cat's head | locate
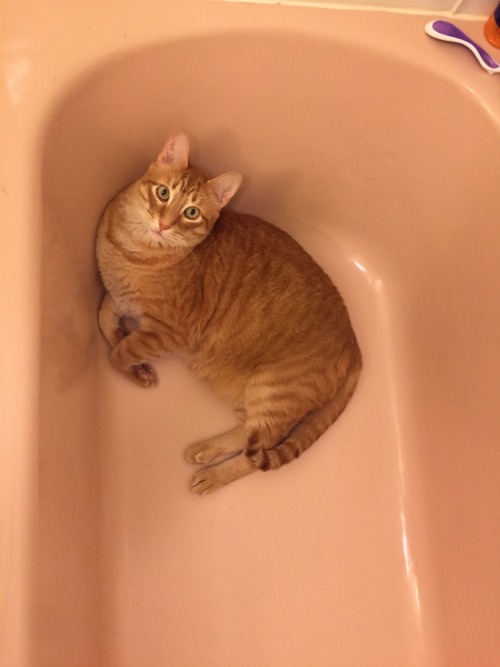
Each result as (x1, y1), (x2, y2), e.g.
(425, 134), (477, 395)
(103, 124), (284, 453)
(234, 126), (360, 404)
(125, 131), (242, 250)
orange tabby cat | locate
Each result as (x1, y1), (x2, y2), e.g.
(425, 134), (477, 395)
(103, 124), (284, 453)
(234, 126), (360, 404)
(96, 131), (362, 494)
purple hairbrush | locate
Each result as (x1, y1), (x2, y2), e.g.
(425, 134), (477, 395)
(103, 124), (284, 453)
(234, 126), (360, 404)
(425, 20), (500, 74)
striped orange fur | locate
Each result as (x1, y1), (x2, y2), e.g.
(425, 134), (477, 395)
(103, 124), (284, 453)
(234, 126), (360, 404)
(96, 131), (362, 494)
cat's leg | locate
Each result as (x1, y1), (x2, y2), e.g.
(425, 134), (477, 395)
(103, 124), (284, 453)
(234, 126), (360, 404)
(185, 424), (247, 464)
(110, 318), (166, 388)
(190, 452), (257, 495)
(189, 413), (295, 492)
(98, 293), (127, 348)
(242, 376), (313, 471)
(189, 407), (299, 493)
(190, 385), (310, 493)
(99, 294), (156, 386)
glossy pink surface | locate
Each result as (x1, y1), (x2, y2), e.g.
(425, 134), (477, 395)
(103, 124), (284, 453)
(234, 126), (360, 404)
(1, 2), (499, 666)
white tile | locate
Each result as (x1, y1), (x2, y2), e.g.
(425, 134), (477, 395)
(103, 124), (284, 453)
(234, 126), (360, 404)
(455, 0), (494, 16)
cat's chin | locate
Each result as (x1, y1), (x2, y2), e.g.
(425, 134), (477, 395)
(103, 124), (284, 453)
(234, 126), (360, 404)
(146, 229), (170, 247)
(146, 230), (189, 251)
(148, 237), (170, 249)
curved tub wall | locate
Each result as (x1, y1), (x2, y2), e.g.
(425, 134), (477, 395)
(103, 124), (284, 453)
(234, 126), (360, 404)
(2, 2), (499, 667)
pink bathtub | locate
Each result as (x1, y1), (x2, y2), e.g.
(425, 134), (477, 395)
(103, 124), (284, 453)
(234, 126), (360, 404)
(2, 1), (499, 665)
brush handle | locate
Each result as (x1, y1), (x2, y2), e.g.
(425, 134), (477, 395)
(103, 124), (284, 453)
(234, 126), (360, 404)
(425, 20), (500, 74)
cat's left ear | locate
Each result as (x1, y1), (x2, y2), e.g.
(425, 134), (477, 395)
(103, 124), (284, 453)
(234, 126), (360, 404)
(157, 131), (190, 168)
(206, 171), (243, 210)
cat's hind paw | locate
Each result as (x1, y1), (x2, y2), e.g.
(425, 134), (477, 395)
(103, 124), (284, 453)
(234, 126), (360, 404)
(185, 440), (234, 465)
(185, 426), (246, 465)
(191, 466), (223, 495)
(190, 453), (257, 495)
(185, 442), (215, 464)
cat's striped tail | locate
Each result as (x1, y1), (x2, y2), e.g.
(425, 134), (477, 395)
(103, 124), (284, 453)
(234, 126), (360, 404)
(245, 359), (361, 472)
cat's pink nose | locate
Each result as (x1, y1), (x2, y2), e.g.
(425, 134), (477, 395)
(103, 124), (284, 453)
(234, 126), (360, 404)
(159, 219), (174, 231)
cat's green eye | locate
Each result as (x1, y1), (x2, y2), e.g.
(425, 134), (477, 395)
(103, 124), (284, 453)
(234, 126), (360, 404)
(184, 206), (200, 220)
(156, 185), (170, 202)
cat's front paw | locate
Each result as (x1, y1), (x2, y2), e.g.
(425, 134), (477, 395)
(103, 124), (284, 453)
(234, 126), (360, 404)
(130, 362), (159, 388)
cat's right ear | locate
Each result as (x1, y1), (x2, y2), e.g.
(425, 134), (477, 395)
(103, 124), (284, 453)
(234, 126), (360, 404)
(206, 171), (243, 210)
(157, 131), (190, 168)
